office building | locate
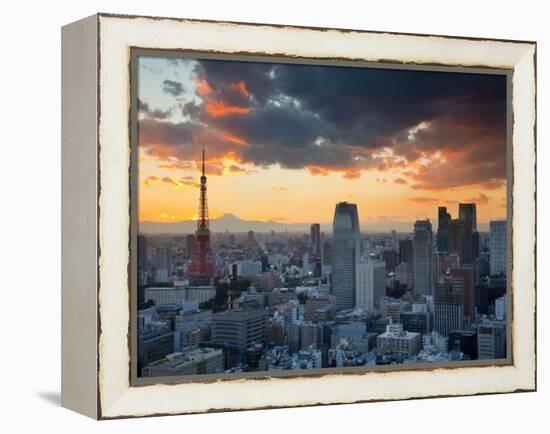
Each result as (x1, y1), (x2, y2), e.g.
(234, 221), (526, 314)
(401, 310), (432, 334)
(395, 262), (413, 289)
(174, 309), (212, 348)
(413, 219), (433, 297)
(137, 234), (148, 268)
(432, 251), (448, 285)
(142, 348), (224, 377)
(477, 321), (506, 359)
(399, 239), (414, 264)
(459, 203), (477, 232)
(310, 223), (321, 256)
(434, 279), (464, 337)
(304, 296), (336, 321)
(495, 295), (506, 321)
(490, 220), (507, 276)
(287, 322), (302, 353)
(379, 297), (411, 323)
(356, 259), (386, 313)
(381, 250), (399, 272)
(331, 202), (361, 310)
(449, 330), (478, 360)
(322, 239), (332, 266)
(211, 310), (267, 350)
(437, 206), (451, 252)
(300, 322), (322, 350)
(449, 266), (476, 322)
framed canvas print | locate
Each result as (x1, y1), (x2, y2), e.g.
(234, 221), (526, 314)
(61, 13), (536, 419)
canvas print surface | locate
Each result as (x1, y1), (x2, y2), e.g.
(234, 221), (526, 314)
(134, 54), (509, 379)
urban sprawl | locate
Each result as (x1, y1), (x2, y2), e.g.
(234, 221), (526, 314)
(137, 152), (507, 378)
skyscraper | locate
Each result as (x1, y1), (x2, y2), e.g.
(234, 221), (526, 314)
(443, 203), (479, 265)
(434, 278), (464, 337)
(449, 266), (476, 323)
(437, 206), (451, 252)
(489, 220), (507, 276)
(399, 239), (413, 264)
(459, 203), (477, 232)
(331, 202), (361, 310)
(356, 259), (386, 314)
(310, 223), (321, 257)
(413, 219), (433, 297)
(137, 234), (148, 269)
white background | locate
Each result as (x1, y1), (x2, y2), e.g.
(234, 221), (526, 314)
(0, 0), (546, 432)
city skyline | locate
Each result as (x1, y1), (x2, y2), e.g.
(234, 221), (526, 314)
(135, 56), (508, 379)
(137, 56), (507, 228)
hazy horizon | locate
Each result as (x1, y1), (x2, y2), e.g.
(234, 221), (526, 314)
(137, 56), (507, 228)
(138, 211), (498, 235)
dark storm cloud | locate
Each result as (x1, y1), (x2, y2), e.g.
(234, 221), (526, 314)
(162, 79), (184, 97)
(137, 98), (172, 120)
(139, 58), (507, 189)
(197, 60), (275, 106)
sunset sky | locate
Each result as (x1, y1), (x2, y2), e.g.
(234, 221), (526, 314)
(137, 55), (507, 231)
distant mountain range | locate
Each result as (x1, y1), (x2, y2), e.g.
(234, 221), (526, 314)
(139, 213), (492, 234)
(139, 213), (332, 234)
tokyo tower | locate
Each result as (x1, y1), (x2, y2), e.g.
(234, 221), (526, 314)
(187, 146), (217, 284)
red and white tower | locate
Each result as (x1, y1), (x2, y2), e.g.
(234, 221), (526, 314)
(187, 146), (217, 284)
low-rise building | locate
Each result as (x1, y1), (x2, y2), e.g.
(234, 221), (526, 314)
(377, 323), (421, 357)
(477, 321), (506, 359)
(142, 347), (224, 377)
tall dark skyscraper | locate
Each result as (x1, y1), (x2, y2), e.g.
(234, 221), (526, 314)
(449, 267), (476, 323)
(331, 202), (361, 311)
(322, 239), (332, 266)
(137, 234), (148, 268)
(399, 239), (414, 264)
(447, 203), (479, 265)
(437, 206), (451, 252)
(310, 223), (321, 257)
(413, 219), (433, 297)
(459, 203), (477, 232)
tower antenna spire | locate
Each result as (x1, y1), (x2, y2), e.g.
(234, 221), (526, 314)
(202, 145), (205, 176)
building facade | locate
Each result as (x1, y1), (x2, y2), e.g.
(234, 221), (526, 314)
(413, 219), (433, 297)
(377, 323), (421, 357)
(331, 202), (361, 310)
(211, 310), (267, 350)
(356, 259), (386, 313)
(490, 220), (507, 276)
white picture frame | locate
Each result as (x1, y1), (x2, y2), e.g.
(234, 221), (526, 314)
(61, 13), (536, 419)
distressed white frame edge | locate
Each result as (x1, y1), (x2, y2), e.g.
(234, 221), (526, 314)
(96, 14), (536, 419)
